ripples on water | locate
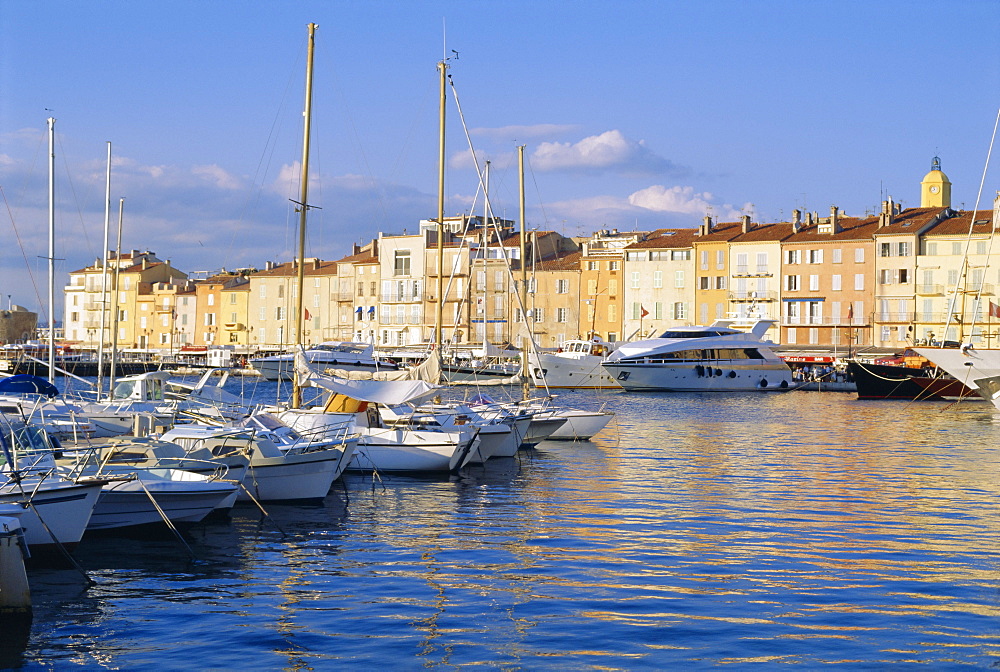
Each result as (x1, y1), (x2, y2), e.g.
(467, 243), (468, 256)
(6, 388), (1000, 669)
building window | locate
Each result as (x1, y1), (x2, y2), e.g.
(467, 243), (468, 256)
(357, 282), (364, 297)
(808, 250), (823, 264)
(880, 242), (892, 257)
(786, 275), (800, 291)
(555, 279), (569, 294)
(855, 249), (865, 263)
(714, 276), (726, 290)
(809, 275), (819, 291)
(700, 250), (708, 270)
(699, 276), (710, 290)
(631, 271), (640, 289)
(394, 250), (411, 276)
(587, 261), (598, 271)
(204, 313), (216, 326)
(672, 302), (685, 320)
(832, 275), (842, 291)
(898, 242), (911, 257)
(654, 270), (663, 288)
(557, 307), (568, 323)
(674, 270), (684, 288)
(716, 250), (725, 270)
(786, 250), (801, 264)
(854, 274), (864, 291)
(832, 249), (842, 263)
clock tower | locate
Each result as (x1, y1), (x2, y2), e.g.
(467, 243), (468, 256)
(920, 156), (951, 208)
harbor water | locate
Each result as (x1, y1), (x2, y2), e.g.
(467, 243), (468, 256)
(5, 385), (1000, 669)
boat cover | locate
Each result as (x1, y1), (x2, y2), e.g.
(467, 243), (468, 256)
(0, 374), (59, 397)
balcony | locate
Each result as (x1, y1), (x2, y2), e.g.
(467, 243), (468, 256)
(728, 290), (778, 302)
(224, 323), (245, 332)
(915, 284), (944, 295)
(732, 266), (772, 277)
(381, 315), (423, 326)
(782, 316), (866, 327)
(380, 291), (422, 303)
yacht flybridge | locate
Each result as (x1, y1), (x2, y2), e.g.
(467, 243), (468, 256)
(601, 319), (792, 392)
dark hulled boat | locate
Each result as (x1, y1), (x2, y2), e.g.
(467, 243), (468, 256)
(846, 359), (976, 400)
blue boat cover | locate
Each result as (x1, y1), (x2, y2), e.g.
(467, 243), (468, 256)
(0, 374), (59, 397)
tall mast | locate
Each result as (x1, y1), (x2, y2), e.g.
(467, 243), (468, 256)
(109, 198), (124, 396)
(434, 59), (448, 352)
(292, 22), (317, 410)
(98, 141), (112, 394)
(518, 145), (530, 398)
(46, 117), (56, 383)
(482, 161), (490, 356)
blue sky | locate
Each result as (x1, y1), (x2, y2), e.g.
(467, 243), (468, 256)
(2, 0), (999, 322)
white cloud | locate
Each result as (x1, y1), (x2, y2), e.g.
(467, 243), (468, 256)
(191, 164), (242, 191)
(628, 185), (743, 220)
(531, 130), (684, 176)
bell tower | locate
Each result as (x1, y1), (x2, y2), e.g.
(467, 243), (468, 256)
(920, 156), (951, 208)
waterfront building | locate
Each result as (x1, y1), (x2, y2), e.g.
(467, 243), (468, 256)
(913, 207), (998, 346)
(727, 215), (795, 341)
(525, 250), (582, 350)
(871, 206), (954, 349)
(0, 306), (37, 344)
(247, 258), (339, 350)
(220, 275), (252, 347)
(622, 229), (697, 340)
(780, 207), (878, 349)
(579, 229), (648, 342)
(333, 242), (378, 343)
(63, 250), (186, 348)
(692, 217), (743, 326)
(378, 232), (426, 348)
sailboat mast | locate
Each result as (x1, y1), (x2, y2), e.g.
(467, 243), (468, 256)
(292, 21), (317, 410)
(98, 141), (112, 394)
(46, 117), (56, 383)
(434, 59), (448, 351)
(109, 198), (124, 395)
(518, 145), (530, 395)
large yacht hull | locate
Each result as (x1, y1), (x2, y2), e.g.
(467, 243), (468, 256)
(527, 351), (620, 389)
(602, 361), (793, 392)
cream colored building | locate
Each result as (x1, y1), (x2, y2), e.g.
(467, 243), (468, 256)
(622, 229), (697, 339)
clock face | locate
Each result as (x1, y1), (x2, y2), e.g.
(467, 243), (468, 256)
(930, 186), (940, 194)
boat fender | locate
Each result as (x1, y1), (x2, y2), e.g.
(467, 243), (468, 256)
(728, 371), (736, 378)
(759, 378), (769, 388)
(695, 365), (704, 377)
(715, 369), (722, 377)
(780, 380), (788, 389)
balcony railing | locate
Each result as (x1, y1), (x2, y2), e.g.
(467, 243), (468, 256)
(782, 317), (866, 326)
(728, 290), (778, 301)
(380, 315), (423, 325)
(380, 292), (422, 303)
(732, 266), (772, 277)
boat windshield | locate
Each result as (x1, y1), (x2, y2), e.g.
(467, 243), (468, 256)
(656, 329), (737, 339)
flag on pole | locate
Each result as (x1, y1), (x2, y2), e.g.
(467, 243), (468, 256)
(304, 308), (312, 321)
(640, 305), (650, 318)
(847, 303), (854, 322)
(990, 301), (1000, 319)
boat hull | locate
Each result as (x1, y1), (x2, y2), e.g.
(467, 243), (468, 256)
(0, 480), (104, 552)
(528, 351), (620, 389)
(602, 361), (792, 392)
(846, 360), (975, 400)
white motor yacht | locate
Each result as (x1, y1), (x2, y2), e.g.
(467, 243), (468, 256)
(601, 319), (793, 392)
(250, 342), (398, 381)
(526, 337), (621, 389)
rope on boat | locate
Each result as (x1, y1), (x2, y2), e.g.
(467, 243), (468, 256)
(135, 475), (197, 561)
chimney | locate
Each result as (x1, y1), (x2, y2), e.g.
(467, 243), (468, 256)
(792, 209), (801, 233)
(699, 215), (713, 236)
(265, 261), (274, 271)
(830, 206), (841, 234)
(993, 192), (1000, 232)
(741, 215), (751, 233)
(806, 212), (814, 226)
(141, 258), (148, 270)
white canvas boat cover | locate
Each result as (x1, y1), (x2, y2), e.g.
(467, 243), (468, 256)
(295, 351), (440, 405)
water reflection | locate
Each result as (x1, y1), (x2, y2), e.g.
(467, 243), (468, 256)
(14, 390), (1000, 667)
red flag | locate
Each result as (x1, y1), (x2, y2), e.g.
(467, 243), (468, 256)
(990, 301), (1000, 319)
(640, 305), (649, 318)
(847, 304), (854, 321)
(304, 308), (312, 320)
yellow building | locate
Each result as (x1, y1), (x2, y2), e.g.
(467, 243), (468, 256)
(692, 217), (743, 325)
